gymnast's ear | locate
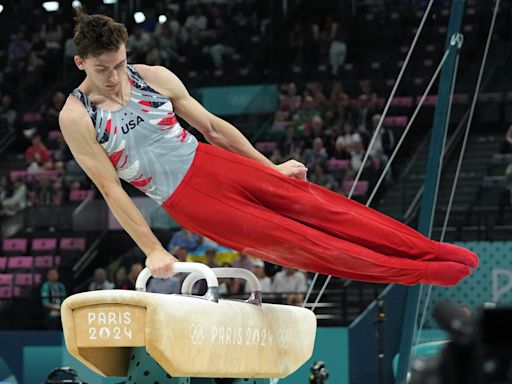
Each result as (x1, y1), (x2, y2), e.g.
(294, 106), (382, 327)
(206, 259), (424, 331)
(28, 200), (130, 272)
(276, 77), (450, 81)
(74, 55), (86, 71)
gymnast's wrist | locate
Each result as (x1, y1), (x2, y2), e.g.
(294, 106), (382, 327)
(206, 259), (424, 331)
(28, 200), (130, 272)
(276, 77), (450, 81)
(145, 243), (166, 257)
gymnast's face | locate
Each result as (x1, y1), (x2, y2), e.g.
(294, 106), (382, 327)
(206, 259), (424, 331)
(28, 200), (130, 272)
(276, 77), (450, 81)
(74, 45), (128, 94)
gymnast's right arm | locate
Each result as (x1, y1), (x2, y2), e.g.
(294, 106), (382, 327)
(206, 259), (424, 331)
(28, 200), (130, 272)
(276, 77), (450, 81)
(58, 97), (176, 279)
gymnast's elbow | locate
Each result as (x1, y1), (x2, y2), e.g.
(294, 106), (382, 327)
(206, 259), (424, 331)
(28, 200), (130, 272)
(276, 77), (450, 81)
(203, 121), (224, 146)
(96, 178), (123, 201)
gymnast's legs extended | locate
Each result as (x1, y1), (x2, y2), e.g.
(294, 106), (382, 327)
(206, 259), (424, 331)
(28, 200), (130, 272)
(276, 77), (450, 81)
(163, 143), (478, 286)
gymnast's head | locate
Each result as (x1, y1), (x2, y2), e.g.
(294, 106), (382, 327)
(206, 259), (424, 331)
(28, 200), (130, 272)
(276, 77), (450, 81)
(72, 7), (129, 92)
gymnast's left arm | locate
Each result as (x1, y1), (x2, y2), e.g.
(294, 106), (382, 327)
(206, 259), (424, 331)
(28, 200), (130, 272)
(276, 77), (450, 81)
(137, 64), (307, 180)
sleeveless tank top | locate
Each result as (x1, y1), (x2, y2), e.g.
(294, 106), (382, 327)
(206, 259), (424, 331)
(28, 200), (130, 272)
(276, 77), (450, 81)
(71, 65), (198, 204)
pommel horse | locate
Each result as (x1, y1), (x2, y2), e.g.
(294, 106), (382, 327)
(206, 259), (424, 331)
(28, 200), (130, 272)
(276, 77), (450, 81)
(61, 262), (317, 383)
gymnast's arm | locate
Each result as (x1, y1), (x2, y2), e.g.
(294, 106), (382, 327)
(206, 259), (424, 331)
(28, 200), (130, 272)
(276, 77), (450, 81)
(136, 64), (307, 180)
(58, 97), (176, 279)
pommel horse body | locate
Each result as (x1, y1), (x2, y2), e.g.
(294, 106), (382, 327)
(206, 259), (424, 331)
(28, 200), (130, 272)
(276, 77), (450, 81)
(61, 263), (317, 383)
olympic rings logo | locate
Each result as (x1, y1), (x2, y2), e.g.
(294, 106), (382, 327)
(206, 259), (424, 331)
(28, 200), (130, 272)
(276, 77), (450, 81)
(277, 329), (292, 348)
(189, 322), (208, 345)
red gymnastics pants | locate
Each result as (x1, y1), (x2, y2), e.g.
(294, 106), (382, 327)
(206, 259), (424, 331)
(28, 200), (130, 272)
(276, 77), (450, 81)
(162, 143), (478, 286)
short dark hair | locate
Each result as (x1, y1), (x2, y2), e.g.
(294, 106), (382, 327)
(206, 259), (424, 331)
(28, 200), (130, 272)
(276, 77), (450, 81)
(73, 7), (128, 58)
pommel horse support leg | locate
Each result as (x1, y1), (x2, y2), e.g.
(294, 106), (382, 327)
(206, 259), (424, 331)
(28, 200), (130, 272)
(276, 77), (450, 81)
(61, 262), (317, 383)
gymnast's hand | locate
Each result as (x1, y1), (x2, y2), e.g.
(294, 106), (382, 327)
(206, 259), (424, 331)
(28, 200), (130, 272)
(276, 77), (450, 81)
(146, 247), (178, 279)
(276, 159), (308, 180)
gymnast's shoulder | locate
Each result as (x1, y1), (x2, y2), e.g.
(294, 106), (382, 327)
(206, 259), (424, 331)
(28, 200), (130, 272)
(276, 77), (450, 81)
(58, 95), (92, 134)
(132, 64), (188, 100)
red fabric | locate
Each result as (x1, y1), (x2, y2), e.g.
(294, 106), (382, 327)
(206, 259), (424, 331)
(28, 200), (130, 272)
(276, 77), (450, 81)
(163, 143), (478, 286)
(25, 146), (50, 164)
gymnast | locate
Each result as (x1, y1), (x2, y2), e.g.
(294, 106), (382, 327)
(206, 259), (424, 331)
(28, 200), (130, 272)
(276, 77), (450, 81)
(58, 9), (478, 287)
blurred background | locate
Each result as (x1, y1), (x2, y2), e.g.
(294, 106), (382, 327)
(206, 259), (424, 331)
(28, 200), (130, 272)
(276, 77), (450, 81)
(0, 0), (511, 383)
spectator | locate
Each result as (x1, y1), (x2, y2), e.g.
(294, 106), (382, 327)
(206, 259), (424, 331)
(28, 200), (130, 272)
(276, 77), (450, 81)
(0, 176), (8, 202)
(51, 180), (63, 206)
(0, 94), (16, 135)
(335, 120), (362, 156)
(368, 114), (389, 166)
(245, 259), (272, 293)
(329, 81), (345, 107)
(0, 178), (27, 216)
(309, 162), (338, 191)
(50, 132), (72, 163)
(184, 7), (208, 33)
(154, 17), (182, 65)
(127, 262), (144, 290)
(25, 134), (51, 170)
(204, 247), (220, 268)
(114, 266), (130, 290)
(230, 252), (254, 293)
(155, 10), (186, 45)
(147, 274), (181, 294)
(33, 174), (53, 206)
(354, 94), (375, 137)
(206, 18), (235, 70)
(350, 139), (368, 173)
(280, 125), (300, 159)
(7, 31), (31, 63)
(329, 22), (347, 76)
(88, 268), (115, 291)
(40, 14), (63, 51)
(173, 246), (189, 262)
(272, 267), (307, 306)
(128, 28), (151, 62)
(500, 125), (512, 154)
(310, 116), (325, 138)
(279, 83), (301, 112)
(40, 268), (66, 330)
(302, 137), (328, 170)
(145, 39), (164, 66)
(193, 246), (221, 295)
(232, 252), (254, 271)
(40, 91), (65, 138)
(271, 110), (291, 135)
(309, 83), (330, 110)
(167, 228), (203, 252)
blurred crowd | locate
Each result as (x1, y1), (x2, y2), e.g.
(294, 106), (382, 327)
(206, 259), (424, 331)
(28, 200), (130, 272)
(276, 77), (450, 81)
(86, 228), (310, 308)
(270, 80), (394, 197)
(0, 96), (89, 220)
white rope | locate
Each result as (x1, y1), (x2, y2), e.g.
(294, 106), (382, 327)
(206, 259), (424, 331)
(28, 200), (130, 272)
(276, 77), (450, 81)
(303, 0), (436, 311)
(303, 272), (318, 306)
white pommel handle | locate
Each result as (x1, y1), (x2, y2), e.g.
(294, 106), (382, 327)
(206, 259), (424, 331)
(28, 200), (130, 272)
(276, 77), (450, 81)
(181, 267), (262, 306)
(135, 262), (220, 302)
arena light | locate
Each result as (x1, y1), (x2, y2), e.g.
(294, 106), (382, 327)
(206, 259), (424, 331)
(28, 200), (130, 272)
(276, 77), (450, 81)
(158, 15), (167, 24)
(72, 0), (82, 8)
(42, 1), (59, 12)
(133, 11), (145, 24)
(103, 0), (117, 4)
(0, 4), (4, 13)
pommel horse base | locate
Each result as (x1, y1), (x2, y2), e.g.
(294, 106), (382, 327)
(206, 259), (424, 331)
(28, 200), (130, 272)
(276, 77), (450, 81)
(61, 263), (317, 383)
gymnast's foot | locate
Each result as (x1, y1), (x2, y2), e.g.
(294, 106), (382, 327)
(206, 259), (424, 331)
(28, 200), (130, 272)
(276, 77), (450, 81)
(423, 261), (472, 286)
(435, 241), (479, 269)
